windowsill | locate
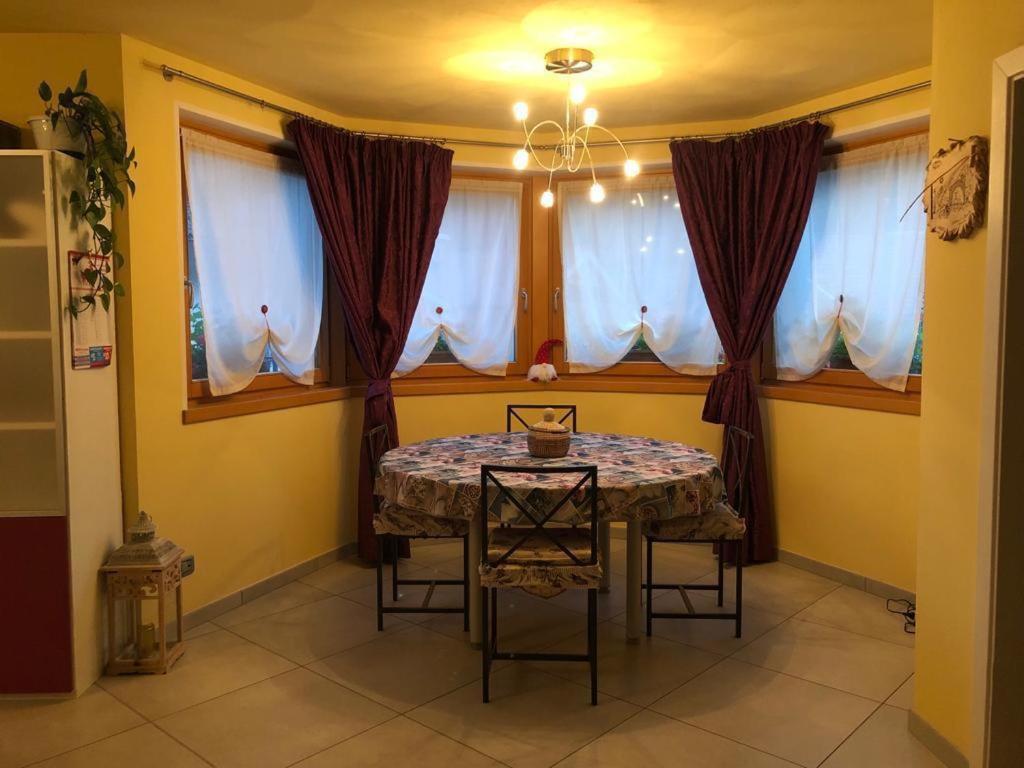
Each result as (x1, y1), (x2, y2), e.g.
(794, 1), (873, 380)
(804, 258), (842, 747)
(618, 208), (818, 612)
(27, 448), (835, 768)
(759, 378), (921, 415)
(182, 384), (355, 424)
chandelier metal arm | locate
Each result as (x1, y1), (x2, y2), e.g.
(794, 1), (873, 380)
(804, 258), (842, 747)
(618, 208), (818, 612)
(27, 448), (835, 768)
(523, 119), (568, 173)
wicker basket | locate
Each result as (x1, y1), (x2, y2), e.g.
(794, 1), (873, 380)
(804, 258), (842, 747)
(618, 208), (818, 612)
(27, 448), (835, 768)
(527, 408), (571, 458)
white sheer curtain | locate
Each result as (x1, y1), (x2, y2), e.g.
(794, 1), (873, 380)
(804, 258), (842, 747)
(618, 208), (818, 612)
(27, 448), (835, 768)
(182, 129), (323, 396)
(774, 134), (927, 391)
(559, 175), (720, 374)
(396, 177), (521, 376)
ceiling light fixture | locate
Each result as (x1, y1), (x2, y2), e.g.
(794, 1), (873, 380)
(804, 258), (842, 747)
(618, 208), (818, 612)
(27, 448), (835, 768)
(511, 48), (639, 208)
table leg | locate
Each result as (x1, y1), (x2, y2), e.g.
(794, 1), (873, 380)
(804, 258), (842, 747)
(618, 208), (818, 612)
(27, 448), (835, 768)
(626, 520), (642, 643)
(469, 518), (482, 648)
(599, 521), (611, 593)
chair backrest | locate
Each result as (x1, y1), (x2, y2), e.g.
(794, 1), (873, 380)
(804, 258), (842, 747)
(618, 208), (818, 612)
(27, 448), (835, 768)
(506, 404), (578, 433)
(722, 425), (754, 517)
(480, 465), (598, 568)
(365, 424), (391, 481)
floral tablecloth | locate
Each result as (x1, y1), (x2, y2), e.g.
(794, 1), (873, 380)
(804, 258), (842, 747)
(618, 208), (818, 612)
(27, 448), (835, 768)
(375, 432), (724, 524)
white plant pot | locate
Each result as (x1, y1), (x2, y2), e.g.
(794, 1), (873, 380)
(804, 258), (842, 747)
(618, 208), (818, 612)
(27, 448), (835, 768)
(28, 115), (85, 152)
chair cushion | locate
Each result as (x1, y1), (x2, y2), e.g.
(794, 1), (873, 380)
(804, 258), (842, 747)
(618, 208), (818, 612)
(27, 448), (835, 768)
(479, 526), (603, 597)
(373, 501), (469, 538)
(642, 502), (746, 541)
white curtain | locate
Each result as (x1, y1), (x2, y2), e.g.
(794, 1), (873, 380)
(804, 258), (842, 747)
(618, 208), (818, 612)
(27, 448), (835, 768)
(559, 175), (720, 374)
(396, 177), (521, 376)
(774, 134), (927, 391)
(182, 129), (323, 396)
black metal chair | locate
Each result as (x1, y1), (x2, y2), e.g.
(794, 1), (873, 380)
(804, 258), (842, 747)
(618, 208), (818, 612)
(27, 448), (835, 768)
(506, 404), (577, 433)
(367, 424), (469, 632)
(642, 425), (754, 638)
(479, 464), (601, 705)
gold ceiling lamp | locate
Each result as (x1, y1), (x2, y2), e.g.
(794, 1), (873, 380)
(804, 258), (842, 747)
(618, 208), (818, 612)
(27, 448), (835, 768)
(512, 48), (640, 208)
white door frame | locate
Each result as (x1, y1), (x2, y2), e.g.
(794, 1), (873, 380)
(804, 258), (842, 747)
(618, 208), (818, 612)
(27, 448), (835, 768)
(973, 45), (1024, 768)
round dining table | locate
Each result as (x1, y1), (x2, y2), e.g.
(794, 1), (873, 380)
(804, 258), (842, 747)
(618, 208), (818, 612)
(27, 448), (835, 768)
(376, 431), (725, 644)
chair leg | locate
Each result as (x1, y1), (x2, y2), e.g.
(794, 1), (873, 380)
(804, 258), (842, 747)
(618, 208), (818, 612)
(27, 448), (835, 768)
(481, 586), (490, 703)
(391, 535), (400, 603)
(645, 536), (653, 637)
(735, 538), (744, 639)
(490, 588), (498, 652)
(588, 588), (598, 705)
(375, 534), (384, 631)
(462, 535), (470, 632)
(717, 539), (725, 607)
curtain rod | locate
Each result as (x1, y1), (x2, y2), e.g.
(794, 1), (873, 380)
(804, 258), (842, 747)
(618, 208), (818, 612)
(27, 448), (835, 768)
(157, 63), (930, 149)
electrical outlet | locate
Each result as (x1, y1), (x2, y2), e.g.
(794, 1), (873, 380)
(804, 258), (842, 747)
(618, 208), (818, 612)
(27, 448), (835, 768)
(181, 554), (196, 578)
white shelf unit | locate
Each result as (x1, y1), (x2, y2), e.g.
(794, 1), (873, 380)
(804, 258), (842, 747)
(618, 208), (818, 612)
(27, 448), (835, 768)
(0, 150), (123, 696)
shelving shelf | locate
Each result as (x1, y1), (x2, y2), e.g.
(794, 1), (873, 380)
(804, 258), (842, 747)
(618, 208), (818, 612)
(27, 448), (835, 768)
(0, 330), (53, 340)
(0, 239), (47, 248)
(0, 421), (58, 431)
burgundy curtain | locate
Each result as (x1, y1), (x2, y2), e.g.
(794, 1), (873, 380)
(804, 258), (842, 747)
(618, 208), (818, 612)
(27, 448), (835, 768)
(670, 121), (828, 562)
(289, 119), (453, 562)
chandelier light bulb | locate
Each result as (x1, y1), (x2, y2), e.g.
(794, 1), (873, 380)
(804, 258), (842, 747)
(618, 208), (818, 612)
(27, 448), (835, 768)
(624, 158), (641, 178)
(582, 107), (598, 126)
(589, 182), (606, 203)
(512, 149), (530, 170)
(513, 101), (529, 121)
(540, 189), (555, 208)
(569, 82), (587, 105)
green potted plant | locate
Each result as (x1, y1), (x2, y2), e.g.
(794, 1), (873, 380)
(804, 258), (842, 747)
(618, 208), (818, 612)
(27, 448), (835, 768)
(35, 70), (136, 315)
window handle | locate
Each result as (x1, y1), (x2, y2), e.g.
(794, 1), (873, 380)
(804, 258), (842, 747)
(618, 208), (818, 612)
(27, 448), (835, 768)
(553, 287), (561, 312)
(184, 278), (194, 309)
(520, 289), (528, 313)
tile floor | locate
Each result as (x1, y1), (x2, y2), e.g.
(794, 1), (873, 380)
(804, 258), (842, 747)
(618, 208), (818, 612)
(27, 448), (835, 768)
(0, 539), (942, 768)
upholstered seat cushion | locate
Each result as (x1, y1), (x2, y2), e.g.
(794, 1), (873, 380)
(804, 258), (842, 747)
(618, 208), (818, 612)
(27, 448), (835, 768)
(642, 502), (746, 541)
(479, 526), (603, 597)
(373, 501), (469, 538)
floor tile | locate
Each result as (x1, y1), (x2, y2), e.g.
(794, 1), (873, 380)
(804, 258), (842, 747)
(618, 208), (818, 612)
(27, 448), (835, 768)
(183, 622), (220, 640)
(651, 658), (877, 768)
(293, 715), (503, 767)
(733, 619), (915, 701)
(410, 665), (638, 768)
(642, 541), (720, 583)
(98, 629), (294, 720)
(554, 709), (794, 767)
(617, 591), (787, 655)
(213, 581), (332, 628)
(299, 557), (383, 595)
(0, 686), (143, 768)
(423, 591), (586, 651)
(821, 706), (945, 767)
(409, 540), (467, 567)
(29, 724), (208, 768)
(545, 581), (629, 621)
(886, 675), (915, 709)
(536, 622), (721, 706)
(158, 668), (393, 768)
(341, 574), (466, 625)
(229, 595), (405, 664)
(695, 562), (840, 617)
(308, 625), (482, 712)
(795, 586), (915, 647)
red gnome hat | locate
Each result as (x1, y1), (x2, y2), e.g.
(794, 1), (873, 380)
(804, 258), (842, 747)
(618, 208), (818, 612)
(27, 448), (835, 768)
(528, 339), (563, 383)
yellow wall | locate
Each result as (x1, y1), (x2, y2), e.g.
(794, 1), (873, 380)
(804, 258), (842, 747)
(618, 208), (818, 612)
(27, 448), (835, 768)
(913, 0), (1024, 756)
(2, 32), (927, 611)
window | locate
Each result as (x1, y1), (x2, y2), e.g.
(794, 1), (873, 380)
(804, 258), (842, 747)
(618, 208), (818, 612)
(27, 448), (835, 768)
(395, 174), (531, 378)
(556, 174), (720, 374)
(771, 133), (927, 393)
(181, 123), (338, 418)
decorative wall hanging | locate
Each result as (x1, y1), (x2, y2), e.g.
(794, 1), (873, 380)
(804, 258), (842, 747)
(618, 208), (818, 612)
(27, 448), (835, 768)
(527, 338), (563, 382)
(68, 251), (113, 369)
(923, 135), (988, 241)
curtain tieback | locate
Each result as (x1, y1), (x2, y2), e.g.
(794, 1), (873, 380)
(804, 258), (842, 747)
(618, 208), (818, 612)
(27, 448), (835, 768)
(367, 378), (393, 400)
(726, 359), (752, 372)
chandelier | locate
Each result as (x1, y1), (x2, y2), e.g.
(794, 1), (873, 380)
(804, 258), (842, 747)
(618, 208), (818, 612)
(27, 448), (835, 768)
(511, 48), (640, 208)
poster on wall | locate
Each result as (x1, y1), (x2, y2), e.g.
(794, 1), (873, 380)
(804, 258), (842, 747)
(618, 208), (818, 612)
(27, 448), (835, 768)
(923, 135), (989, 241)
(68, 250), (113, 369)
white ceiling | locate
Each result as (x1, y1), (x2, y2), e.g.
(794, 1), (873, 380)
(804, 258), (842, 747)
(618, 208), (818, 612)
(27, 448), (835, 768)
(2, 0), (932, 129)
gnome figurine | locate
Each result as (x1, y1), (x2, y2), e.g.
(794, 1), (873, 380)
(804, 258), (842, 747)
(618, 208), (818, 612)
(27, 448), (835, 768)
(528, 339), (563, 382)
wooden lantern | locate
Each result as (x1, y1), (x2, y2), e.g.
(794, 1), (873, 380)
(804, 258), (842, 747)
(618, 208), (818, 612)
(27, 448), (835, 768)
(100, 511), (185, 675)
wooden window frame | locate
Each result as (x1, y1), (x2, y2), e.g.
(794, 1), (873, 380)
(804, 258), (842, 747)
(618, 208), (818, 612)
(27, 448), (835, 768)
(757, 127), (929, 416)
(348, 169), (535, 390)
(547, 168), (723, 394)
(180, 119), (348, 424)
